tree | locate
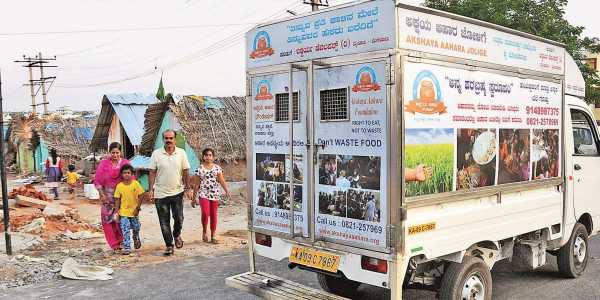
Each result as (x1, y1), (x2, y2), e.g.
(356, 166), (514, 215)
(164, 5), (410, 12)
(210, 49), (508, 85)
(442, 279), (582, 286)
(424, 0), (600, 104)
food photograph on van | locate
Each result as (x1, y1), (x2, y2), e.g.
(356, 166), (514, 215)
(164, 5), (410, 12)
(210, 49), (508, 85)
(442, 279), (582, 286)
(498, 129), (531, 184)
(285, 154), (303, 184)
(256, 153), (286, 182)
(318, 189), (347, 217)
(346, 189), (381, 222)
(318, 154), (337, 186)
(456, 128), (497, 190)
(272, 183), (303, 212)
(405, 128), (453, 197)
(335, 155), (381, 190)
(531, 129), (560, 180)
(257, 182), (277, 208)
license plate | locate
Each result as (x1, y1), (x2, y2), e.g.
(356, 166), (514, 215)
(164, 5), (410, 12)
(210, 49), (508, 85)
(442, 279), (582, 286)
(289, 246), (340, 273)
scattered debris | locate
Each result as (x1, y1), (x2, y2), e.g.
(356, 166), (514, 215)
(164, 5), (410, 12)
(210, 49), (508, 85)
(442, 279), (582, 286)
(63, 230), (103, 240)
(10, 184), (49, 201)
(16, 195), (51, 209)
(14, 255), (46, 263)
(19, 217), (46, 234)
(60, 258), (113, 281)
(83, 184), (100, 200)
(42, 204), (71, 218)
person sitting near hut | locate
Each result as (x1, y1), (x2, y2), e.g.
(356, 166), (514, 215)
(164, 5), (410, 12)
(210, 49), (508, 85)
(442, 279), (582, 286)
(45, 149), (63, 200)
(66, 164), (81, 197)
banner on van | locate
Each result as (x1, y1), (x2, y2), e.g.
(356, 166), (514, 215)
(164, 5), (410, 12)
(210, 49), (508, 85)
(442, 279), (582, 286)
(313, 62), (388, 250)
(251, 72), (309, 236)
(403, 62), (562, 197)
(398, 8), (565, 75)
(245, 0), (395, 68)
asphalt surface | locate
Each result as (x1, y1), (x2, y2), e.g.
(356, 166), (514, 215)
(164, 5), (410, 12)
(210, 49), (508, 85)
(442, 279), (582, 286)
(3, 236), (600, 300)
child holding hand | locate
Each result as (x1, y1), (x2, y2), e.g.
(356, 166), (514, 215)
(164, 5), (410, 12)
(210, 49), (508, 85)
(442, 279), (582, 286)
(114, 164), (144, 255)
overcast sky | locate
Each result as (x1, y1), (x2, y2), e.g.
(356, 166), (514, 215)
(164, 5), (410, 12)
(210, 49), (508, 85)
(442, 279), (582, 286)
(0, 0), (596, 112)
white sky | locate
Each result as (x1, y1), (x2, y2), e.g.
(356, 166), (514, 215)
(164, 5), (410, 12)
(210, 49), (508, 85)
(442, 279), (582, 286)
(0, 0), (596, 112)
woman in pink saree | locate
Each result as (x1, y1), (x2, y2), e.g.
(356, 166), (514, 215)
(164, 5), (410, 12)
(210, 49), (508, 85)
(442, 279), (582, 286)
(94, 142), (131, 251)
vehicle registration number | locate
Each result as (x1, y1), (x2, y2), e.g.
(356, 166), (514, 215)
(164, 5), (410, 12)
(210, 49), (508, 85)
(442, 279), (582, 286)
(289, 246), (340, 273)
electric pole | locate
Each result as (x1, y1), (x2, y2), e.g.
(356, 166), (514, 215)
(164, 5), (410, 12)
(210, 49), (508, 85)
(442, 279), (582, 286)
(0, 69), (12, 256)
(14, 53), (57, 116)
(303, 0), (329, 11)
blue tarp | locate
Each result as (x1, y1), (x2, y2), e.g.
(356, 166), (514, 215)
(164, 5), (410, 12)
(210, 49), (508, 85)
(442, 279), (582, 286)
(74, 127), (93, 144)
(130, 155), (151, 170)
(105, 93), (157, 146)
(204, 96), (225, 109)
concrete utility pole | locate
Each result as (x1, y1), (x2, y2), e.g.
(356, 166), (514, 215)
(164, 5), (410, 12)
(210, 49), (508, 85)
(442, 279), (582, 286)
(14, 53), (57, 116)
(304, 0), (329, 11)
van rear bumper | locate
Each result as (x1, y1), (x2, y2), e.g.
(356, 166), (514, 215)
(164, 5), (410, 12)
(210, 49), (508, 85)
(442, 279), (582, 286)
(254, 235), (390, 288)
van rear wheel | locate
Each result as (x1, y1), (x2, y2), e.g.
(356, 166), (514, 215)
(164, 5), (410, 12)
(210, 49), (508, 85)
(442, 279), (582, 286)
(438, 256), (492, 300)
(317, 273), (360, 297)
(557, 222), (589, 278)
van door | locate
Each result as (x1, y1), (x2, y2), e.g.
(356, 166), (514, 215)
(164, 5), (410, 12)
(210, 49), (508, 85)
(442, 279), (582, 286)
(313, 60), (390, 252)
(250, 69), (309, 238)
(570, 107), (600, 233)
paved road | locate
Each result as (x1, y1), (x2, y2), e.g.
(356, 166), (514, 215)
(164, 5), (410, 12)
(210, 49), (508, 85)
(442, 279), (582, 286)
(3, 236), (600, 300)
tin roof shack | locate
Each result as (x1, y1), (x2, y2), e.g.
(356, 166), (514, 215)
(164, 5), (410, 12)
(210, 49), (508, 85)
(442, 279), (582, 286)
(90, 93), (157, 159)
(139, 95), (246, 181)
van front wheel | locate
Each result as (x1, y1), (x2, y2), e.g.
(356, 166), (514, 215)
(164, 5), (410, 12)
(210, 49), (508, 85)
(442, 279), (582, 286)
(317, 273), (360, 297)
(438, 256), (492, 300)
(557, 222), (589, 278)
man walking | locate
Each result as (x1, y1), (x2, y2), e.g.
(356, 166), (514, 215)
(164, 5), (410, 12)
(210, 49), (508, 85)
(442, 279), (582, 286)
(148, 129), (193, 255)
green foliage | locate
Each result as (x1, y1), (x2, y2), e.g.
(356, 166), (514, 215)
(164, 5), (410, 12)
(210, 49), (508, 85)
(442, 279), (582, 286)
(424, 0), (600, 103)
(405, 144), (454, 197)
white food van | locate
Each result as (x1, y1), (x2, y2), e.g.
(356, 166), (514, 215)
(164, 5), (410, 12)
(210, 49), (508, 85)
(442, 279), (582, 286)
(226, 1), (595, 299)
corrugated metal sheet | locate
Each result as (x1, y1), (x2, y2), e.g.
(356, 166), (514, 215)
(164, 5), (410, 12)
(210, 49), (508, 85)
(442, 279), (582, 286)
(91, 93), (157, 151)
(130, 155), (151, 170)
(112, 103), (149, 146)
(105, 93), (157, 105)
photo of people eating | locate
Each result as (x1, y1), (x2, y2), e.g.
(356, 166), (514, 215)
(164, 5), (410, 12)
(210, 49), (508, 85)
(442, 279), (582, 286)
(256, 153), (286, 182)
(335, 155), (381, 190)
(346, 189), (380, 222)
(531, 129), (559, 180)
(318, 154), (338, 186)
(257, 182), (277, 208)
(498, 129), (531, 184)
(319, 190), (347, 217)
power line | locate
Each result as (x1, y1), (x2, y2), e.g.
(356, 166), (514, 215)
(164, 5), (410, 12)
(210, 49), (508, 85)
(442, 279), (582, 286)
(0, 23), (258, 37)
(14, 53), (57, 115)
(55, 1), (301, 89)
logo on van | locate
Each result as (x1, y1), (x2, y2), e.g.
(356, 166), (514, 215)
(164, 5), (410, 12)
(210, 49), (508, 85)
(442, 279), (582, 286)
(255, 79), (273, 100)
(352, 66), (381, 92)
(405, 70), (447, 115)
(250, 31), (274, 59)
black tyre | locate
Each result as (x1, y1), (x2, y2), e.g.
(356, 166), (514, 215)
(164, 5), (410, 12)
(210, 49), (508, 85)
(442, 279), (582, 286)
(317, 273), (360, 297)
(439, 256), (492, 300)
(557, 222), (589, 278)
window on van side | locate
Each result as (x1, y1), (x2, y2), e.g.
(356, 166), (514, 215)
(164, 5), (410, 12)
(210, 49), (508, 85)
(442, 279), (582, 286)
(320, 87), (349, 121)
(571, 109), (599, 156)
(275, 92), (300, 122)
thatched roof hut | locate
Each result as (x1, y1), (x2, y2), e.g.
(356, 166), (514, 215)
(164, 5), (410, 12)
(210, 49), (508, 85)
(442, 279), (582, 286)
(7, 115), (96, 173)
(139, 95), (246, 181)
